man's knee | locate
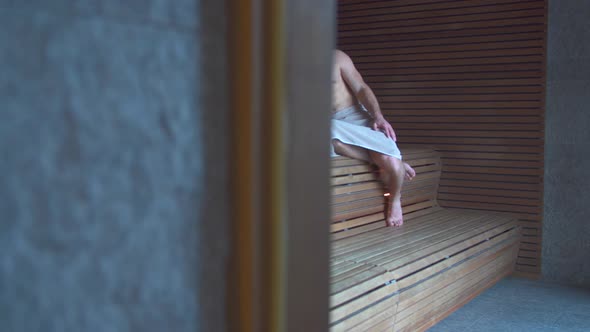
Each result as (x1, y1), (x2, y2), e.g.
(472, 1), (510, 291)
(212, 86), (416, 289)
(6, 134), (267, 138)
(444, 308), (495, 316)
(378, 154), (403, 174)
(332, 139), (344, 153)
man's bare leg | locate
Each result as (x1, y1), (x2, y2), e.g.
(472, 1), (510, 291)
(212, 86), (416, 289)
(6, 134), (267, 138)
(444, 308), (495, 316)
(333, 139), (415, 227)
(370, 151), (406, 227)
(404, 163), (416, 181)
(381, 162), (416, 184)
(332, 139), (368, 161)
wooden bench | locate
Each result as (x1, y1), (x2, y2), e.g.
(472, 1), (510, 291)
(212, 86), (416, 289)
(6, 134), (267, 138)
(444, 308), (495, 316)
(330, 148), (522, 331)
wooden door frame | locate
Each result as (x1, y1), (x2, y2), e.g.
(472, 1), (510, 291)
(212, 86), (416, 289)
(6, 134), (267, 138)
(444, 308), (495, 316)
(228, 0), (335, 331)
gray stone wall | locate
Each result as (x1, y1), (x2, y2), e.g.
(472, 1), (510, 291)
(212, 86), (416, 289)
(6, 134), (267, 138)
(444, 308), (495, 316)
(0, 1), (230, 331)
(543, 0), (590, 287)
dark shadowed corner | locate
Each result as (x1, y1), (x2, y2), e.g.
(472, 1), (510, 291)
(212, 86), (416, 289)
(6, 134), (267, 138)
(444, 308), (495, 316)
(196, 1), (232, 332)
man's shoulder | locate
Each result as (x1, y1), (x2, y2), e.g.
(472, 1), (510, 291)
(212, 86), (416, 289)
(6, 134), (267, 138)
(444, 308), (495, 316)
(334, 49), (352, 66)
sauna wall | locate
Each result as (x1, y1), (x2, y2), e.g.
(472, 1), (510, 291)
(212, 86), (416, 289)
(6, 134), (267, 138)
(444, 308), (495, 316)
(338, 0), (547, 277)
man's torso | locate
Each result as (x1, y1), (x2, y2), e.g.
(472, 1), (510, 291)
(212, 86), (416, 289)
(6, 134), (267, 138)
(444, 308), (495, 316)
(332, 58), (358, 113)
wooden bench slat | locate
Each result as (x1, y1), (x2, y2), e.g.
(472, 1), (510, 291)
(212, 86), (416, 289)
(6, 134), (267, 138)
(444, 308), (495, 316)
(350, 214), (511, 267)
(332, 204), (384, 223)
(336, 216), (497, 269)
(331, 294), (398, 332)
(332, 157), (372, 167)
(395, 227), (520, 289)
(331, 212), (474, 267)
(397, 254), (515, 327)
(330, 260), (358, 271)
(400, 189), (438, 206)
(439, 200), (542, 214)
(403, 205), (445, 222)
(356, 213), (513, 264)
(332, 172), (378, 186)
(331, 268), (393, 307)
(331, 212), (384, 233)
(332, 221), (386, 241)
(381, 219), (518, 276)
(332, 208), (474, 251)
(332, 164), (375, 177)
(402, 200), (438, 214)
(330, 282), (398, 325)
(331, 210), (454, 260)
(397, 236), (519, 308)
(332, 188), (384, 205)
(333, 213), (477, 262)
(333, 181), (383, 196)
(328, 150), (521, 331)
(332, 197), (438, 222)
(395, 247), (518, 331)
(332, 196), (385, 214)
(397, 172), (440, 190)
(331, 263), (381, 283)
(332, 209), (457, 255)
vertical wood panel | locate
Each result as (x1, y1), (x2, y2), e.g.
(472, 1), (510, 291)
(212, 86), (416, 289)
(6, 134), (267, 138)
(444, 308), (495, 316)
(229, 0), (334, 331)
(337, 0), (547, 277)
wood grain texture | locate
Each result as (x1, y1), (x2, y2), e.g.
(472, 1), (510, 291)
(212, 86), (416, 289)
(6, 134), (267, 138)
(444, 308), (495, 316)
(337, 0), (546, 277)
(331, 148), (441, 235)
(329, 151), (522, 331)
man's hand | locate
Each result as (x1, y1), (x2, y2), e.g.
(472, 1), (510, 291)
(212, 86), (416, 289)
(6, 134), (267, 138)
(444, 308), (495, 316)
(372, 116), (397, 141)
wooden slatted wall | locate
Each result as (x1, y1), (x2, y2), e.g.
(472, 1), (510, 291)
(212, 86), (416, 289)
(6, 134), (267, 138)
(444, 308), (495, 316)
(337, 0), (547, 277)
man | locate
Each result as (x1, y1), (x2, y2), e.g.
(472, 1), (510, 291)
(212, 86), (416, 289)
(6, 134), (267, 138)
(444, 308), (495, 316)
(331, 49), (415, 227)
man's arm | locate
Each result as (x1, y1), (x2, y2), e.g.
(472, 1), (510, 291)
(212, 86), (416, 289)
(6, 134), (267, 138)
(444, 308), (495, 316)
(337, 50), (397, 141)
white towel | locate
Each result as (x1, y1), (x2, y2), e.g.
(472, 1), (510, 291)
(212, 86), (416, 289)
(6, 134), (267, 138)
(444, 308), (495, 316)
(330, 105), (402, 161)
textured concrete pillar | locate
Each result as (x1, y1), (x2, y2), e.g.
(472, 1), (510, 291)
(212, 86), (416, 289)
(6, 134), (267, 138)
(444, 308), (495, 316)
(0, 1), (230, 331)
(543, 0), (590, 288)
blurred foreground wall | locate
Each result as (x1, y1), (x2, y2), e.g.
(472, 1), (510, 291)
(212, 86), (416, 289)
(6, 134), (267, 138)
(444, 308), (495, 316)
(0, 1), (230, 331)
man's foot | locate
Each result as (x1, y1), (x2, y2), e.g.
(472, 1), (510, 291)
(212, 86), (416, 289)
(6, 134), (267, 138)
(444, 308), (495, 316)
(386, 196), (403, 227)
(404, 162), (416, 181)
(380, 162), (416, 188)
